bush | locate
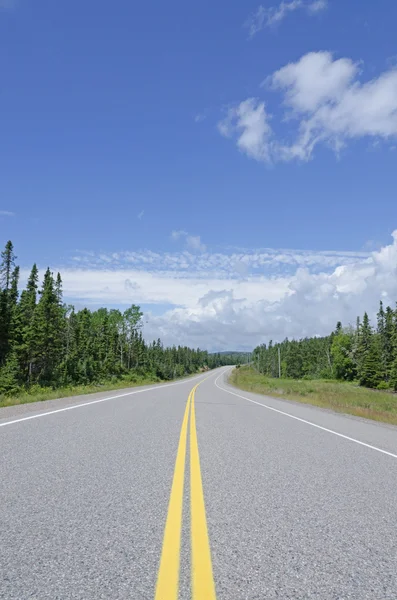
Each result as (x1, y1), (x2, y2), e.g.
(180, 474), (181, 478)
(0, 353), (21, 396)
(376, 381), (390, 390)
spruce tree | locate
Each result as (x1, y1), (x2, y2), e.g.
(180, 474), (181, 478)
(15, 264), (39, 382)
(0, 241), (17, 364)
(30, 268), (64, 385)
(357, 313), (382, 388)
(390, 306), (397, 391)
(0, 352), (20, 395)
(0, 241), (16, 290)
(384, 306), (394, 380)
(376, 301), (387, 381)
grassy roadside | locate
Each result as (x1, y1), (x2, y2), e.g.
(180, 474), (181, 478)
(0, 371), (203, 410)
(229, 366), (397, 426)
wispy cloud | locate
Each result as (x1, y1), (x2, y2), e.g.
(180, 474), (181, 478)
(171, 230), (207, 252)
(218, 51), (397, 163)
(194, 113), (206, 123)
(137, 210), (144, 220)
(22, 232), (397, 351)
(69, 245), (369, 278)
(0, 210), (16, 217)
(245, 0), (328, 38)
(307, 0), (328, 13)
(171, 230), (187, 241)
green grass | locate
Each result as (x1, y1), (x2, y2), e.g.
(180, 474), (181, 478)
(0, 371), (202, 409)
(230, 366), (397, 425)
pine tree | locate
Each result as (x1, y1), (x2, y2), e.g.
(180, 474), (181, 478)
(357, 313), (382, 388)
(376, 301), (387, 381)
(0, 241), (17, 365)
(0, 352), (20, 395)
(15, 264), (39, 382)
(384, 306), (394, 380)
(390, 306), (397, 392)
(30, 268), (64, 385)
(0, 241), (16, 290)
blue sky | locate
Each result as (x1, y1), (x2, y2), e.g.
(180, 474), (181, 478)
(1, 0), (397, 350)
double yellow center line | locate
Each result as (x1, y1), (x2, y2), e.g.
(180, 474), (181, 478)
(155, 380), (216, 600)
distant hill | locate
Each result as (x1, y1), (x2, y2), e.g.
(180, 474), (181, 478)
(209, 351), (251, 364)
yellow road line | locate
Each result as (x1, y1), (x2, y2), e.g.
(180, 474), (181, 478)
(155, 390), (192, 600)
(190, 384), (217, 600)
(155, 376), (217, 599)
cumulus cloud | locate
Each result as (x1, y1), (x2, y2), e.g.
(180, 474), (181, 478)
(218, 99), (273, 162)
(21, 233), (397, 351)
(143, 231), (397, 350)
(218, 51), (397, 163)
(171, 230), (206, 252)
(245, 0), (328, 38)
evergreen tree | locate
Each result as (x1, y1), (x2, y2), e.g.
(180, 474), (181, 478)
(390, 306), (397, 391)
(357, 313), (382, 388)
(0, 241), (17, 365)
(384, 306), (394, 380)
(0, 352), (20, 395)
(15, 264), (39, 382)
(0, 240), (16, 290)
(376, 301), (387, 380)
(30, 268), (64, 385)
(4, 239), (397, 398)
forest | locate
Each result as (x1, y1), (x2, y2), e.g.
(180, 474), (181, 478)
(253, 306), (397, 391)
(0, 241), (242, 396)
(2, 237), (396, 398)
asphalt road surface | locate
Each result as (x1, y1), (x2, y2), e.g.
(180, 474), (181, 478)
(1, 367), (397, 599)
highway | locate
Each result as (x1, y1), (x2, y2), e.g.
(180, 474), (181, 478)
(1, 367), (397, 599)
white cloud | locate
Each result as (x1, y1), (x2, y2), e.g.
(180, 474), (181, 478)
(171, 230), (187, 241)
(69, 246), (369, 275)
(0, 210), (15, 217)
(219, 99), (273, 162)
(194, 113), (206, 123)
(219, 51), (397, 163)
(245, 0), (327, 38)
(142, 231), (397, 350)
(186, 235), (206, 252)
(269, 52), (358, 112)
(171, 230), (206, 252)
(307, 0), (328, 14)
(19, 233), (397, 351)
(137, 210), (144, 220)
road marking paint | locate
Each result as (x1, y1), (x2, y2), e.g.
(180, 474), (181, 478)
(215, 371), (397, 460)
(154, 390), (192, 600)
(155, 375), (218, 599)
(190, 384), (217, 600)
(0, 371), (216, 429)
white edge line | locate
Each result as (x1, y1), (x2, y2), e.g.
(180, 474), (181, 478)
(214, 370), (397, 460)
(0, 370), (222, 429)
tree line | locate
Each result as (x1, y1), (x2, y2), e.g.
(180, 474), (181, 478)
(0, 241), (238, 395)
(252, 303), (397, 391)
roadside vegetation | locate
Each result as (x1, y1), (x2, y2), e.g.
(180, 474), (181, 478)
(230, 366), (397, 425)
(231, 304), (397, 424)
(0, 241), (246, 409)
